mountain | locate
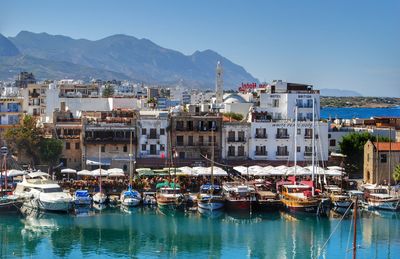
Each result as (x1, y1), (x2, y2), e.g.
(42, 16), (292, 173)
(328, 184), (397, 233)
(320, 88), (362, 97)
(0, 34), (19, 56)
(4, 31), (257, 88)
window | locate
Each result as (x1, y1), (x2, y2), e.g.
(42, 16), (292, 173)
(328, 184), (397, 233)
(123, 164), (128, 171)
(277, 146), (288, 156)
(208, 136), (212, 145)
(380, 154), (387, 163)
(297, 129), (301, 135)
(330, 139), (336, 147)
(142, 128), (147, 135)
(75, 142), (80, 150)
(142, 144), (146, 151)
(199, 136), (204, 145)
(305, 128), (312, 138)
(188, 136), (194, 146)
(160, 128), (165, 135)
(150, 144), (157, 155)
(101, 146), (105, 152)
(238, 146), (245, 156)
(66, 142), (70, 150)
(238, 131), (245, 141)
(328, 134), (331, 138)
(176, 121), (184, 130)
(255, 146), (267, 156)
(149, 128), (157, 139)
(177, 136), (184, 146)
(160, 144), (165, 151)
(297, 146), (301, 152)
(228, 131), (235, 141)
(228, 146), (235, 156)
(179, 152), (185, 159)
(272, 99), (279, 107)
(123, 145), (128, 152)
(187, 121), (193, 131)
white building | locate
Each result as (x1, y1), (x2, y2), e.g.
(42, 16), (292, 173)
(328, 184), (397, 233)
(248, 81), (328, 162)
(221, 121), (250, 160)
(137, 110), (169, 159)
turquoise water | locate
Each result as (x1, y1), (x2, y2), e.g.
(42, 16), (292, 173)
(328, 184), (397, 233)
(0, 207), (399, 259)
(321, 106), (400, 119)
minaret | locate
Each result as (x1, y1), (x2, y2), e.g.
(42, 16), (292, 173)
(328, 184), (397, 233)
(215, 61), (223, 104)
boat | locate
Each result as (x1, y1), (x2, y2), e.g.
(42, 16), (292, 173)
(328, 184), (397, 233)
(120, 187), (141, 207)
(93, 146), (107, 204)
(253, 181), (282, 211)
(73, 190), (92, 206)
(142, 191), (157, 205)
(156, 182), (185, 210)
(120, 131), (141, 207)
(197, 184), (225, 211)
(280, 184), (321, 214)
(108, 194), (120, 206)
(363, 185), (400, 211)
(14, 172), (72, 212)
(223, 182), (256, 212)
(324, 185), (352, 208)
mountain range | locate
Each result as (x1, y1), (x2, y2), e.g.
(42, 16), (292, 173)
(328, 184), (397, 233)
(0, 31), (258, 88)
(319, 88), (362, 97)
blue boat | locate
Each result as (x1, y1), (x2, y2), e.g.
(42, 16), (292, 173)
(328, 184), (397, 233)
(73, 190), (92, 206)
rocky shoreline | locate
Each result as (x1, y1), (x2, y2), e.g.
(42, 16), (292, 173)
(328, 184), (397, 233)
(321, 96), (400, 108)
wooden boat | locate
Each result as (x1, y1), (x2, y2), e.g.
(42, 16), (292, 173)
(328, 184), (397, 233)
(156, 183), (185, 210)
(324, 185), (352, 208)
(0, 196), (23, 213)
(280, 184), (321, 214)
(363, 185), (400, 211)
(223, 182), (256, 212)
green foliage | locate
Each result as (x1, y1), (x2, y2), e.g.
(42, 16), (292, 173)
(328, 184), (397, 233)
(4, 115), (43, 164)
(393, 164), (400, 183)
(339, 132), (389, 177)
(39, 138), (63, 166)
(102, 84), (115, 97)
(223, 112), (243, 121)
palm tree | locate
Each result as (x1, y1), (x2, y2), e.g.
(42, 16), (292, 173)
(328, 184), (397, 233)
(393, 164), (400, 185)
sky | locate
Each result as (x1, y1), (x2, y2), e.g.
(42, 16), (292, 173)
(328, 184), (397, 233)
(1, 0), (399, 97)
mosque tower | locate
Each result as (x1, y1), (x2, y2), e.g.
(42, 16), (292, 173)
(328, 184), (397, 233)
(215, 61), (223, 104)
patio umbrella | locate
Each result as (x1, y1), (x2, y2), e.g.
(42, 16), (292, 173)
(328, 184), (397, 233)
(108, 168), (124, 174)
(108, 171), (125, 177)
(1, 169), (27, 177)
(77, 170), (93, 177)
(91, 169), (109, 177)
(61, 168), (77, 180)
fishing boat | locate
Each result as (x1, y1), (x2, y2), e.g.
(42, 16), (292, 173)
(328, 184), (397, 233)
(142, 192), (157, 205)
(363, 185), (400, 211)
(324, 185), (352, 208)
(280, 183), (321, 214)
(73, 190), (92, 206)
(0, 149), (23, 213)
(156, 182), (185, 210)
(197, 184), (225, 211)
(93, 146), (107, 204)
(120, 131), (141, 207)
(14, 172), (72, 212)
(223, 182), (256, 212)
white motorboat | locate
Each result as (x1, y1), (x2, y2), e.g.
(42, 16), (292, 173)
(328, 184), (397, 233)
(197, 184), (225, 211)
(14, 172), (72, 212)
(73, 190), (92, 206)
(324, 185), (352, 208)
(363, 185), (400, 211)
(93, 192), (107, 204)
(120, 187), (141, 207)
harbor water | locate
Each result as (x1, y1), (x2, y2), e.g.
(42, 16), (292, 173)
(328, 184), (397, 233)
(0, 207), (399, 258)
(321, 106), (400, 119)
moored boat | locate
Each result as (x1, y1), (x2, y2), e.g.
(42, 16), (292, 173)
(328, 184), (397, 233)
(156, 182), (185, 211)
(73, 190), (92, 206)
(324, 185), (352, 208)
(363, 185), (400, 211)
(253, 181), (282, 211)
(0, 196), (23, 213)
(280, 184), (321, 214)
(197, 184), (225, 211)
(223, 182), (256, 212)
(120, 187), (141, 207)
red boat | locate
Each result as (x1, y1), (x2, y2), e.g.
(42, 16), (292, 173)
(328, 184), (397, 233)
(223, 182), (256, 212)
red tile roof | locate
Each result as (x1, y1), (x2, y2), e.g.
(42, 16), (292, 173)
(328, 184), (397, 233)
(373, 142), (400, 151)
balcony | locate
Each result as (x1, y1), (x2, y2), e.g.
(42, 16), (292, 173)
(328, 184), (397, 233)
(176, 126), (185, 131)
(276, 134), (290, 139)
(176, 142), (184, 147)
(276, 151), (289, 157)
(304, 152), (313, 157)
(255, 134), (268, 139)
(197, 126), (218, 132)
(227, 137), (246, 143)
(255, 151), (268, 156)
(147, 134), (160, 140)
(304, 134), (312, 139)
(29, 92), (40, 98)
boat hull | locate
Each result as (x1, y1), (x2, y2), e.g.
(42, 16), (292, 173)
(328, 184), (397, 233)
(121, 198), (141, 207)
(74, 198), (92, 206)
(198, 200), (225, 211)
(281, 198), (320, 214)
(367, 199), (400, 211)
(225, 199), (254, 212)
(0, 199), (23, 213)
(24, 198), (71, 212)
(254, 200), (283, 212)
(93, 193), (107, 204)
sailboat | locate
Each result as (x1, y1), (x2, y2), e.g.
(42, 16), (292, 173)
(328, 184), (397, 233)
(93, 145), (107, 204)
(0, 147), (23, 213)
(280, 103), (321, 214)
(120, 131), (141, 207)
(197, 127), (225, 211)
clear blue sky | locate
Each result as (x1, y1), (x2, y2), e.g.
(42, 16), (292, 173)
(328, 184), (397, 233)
(1, 0), (399, 97)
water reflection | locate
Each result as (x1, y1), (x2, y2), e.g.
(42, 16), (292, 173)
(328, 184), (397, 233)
(0, 206), (399, 258)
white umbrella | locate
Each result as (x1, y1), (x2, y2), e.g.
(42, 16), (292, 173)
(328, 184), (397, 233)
(108, 171), (125, 177)
(107, 168), (124, 174)
(77, 170), (93, 176)
(233, 166), (249, 176)
(91, 168), (109, 177)
(1, 169), (27, 177)
(177, 166), (195, 176)
(327, 166), (344, 171)
(61, 168), (77, 174)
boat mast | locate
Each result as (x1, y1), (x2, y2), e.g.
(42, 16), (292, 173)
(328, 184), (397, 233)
(294, 105), (298, 176)
(388, 127), (391, 187)
(353, 196), (358, 259)
(311, 98), (315, 196)
(99, 145), (102, 194)
(211, 125), (214, 187)
(129, 130), (133, 190)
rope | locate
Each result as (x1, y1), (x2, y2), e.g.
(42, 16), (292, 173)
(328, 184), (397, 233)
(317, 201), (354, 258)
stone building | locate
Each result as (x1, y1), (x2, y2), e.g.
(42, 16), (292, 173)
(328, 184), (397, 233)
(221, 118), (250, 161)
(364, 140), (400, 185)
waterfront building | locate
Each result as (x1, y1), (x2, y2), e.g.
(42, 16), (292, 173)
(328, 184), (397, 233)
(364, 140), (400, 185)
(222, 93), (253, 117)
(21, 83), (48, 118)
(137, 110), (168, 159)
(15, 71), (36, 88)
(0, 96), (24, 143)
(221, 118), (250, 161)
(169, 109), (222, 165)
(248, 81), (328, 162)
(81, 110), (137, 171)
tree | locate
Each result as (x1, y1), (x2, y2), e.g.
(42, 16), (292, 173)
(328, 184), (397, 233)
(339, 132), (389, 178)
(39, 138), (63, 171)
(223, 112), (244, 121)
(393, 164), (400, 184)
(4, 115), (43, 165)
(102, 84), (115, 97)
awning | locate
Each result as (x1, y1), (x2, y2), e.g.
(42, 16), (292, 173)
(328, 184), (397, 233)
(61, 168), (77, 174)
(86, 158), (111, 166)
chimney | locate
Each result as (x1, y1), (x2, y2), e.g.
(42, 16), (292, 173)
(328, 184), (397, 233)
(60, 101), (66, 112)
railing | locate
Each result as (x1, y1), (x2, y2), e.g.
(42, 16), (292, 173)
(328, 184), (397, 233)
(29, 92), (40, 98)
(276, 134), (290, 139)
(304, 152), (313, 157)
(304, 134), (312, 139)
(227, 137), (246, 142)
(228, 152), (247, 157)
(276, 151), (289, 156)
(147, 134), (160, 139)
(255, 134), (268, 139)
(255, 151), (268, 156)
